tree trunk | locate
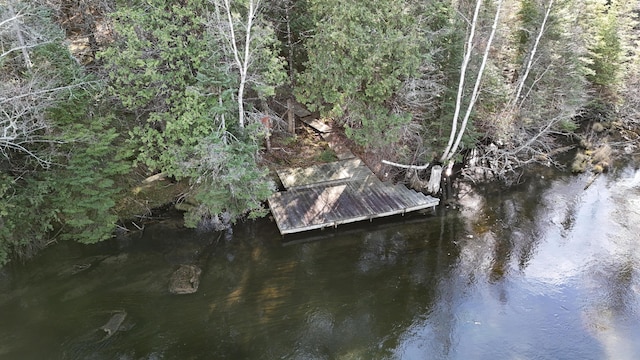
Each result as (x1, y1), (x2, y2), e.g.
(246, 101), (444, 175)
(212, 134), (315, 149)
(7, 2), (32, 69)
(445, 0), (503, 162)
(439, 0), (483, 163)
(263, 117), (271, 151)
(284, 0), (295, 86)
(222, 0), (260, 128)
(428, 165), (443, 195)
(440, 0), (503, 163)
(513, 0), (554, 105)
(287, 97), (295, 133)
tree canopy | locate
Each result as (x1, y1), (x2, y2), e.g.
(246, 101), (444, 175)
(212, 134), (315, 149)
(1, 0), (639, 265)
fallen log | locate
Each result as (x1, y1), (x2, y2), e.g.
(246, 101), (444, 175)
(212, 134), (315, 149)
(583, 173), (601, 190)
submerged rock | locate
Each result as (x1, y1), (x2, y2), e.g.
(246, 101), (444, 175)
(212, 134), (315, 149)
(168, 264), (202, 294)
(57, 255), (108, 277)
(100, 310), (127, 341)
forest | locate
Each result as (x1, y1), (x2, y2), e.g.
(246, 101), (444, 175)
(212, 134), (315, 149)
(1, 0), (639, 265)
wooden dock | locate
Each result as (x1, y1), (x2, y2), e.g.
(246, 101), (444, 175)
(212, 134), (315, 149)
(268, 158), (439, 235)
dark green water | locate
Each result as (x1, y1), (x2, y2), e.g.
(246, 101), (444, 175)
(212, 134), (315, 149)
(1, 164), (639, 359)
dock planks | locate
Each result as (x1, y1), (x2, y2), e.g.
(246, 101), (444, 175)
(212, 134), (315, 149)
(269, 159), (439, 235)
(276, 158), (375, 190)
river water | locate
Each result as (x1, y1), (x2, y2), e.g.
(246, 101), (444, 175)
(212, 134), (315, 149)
(1, 163), (639, 359)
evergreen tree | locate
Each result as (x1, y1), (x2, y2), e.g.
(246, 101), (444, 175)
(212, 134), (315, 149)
(100, 0), (279, 229)
(297, 0), (424, 149)
(1, 0), (128, 264)
(582, 0), (639, 104)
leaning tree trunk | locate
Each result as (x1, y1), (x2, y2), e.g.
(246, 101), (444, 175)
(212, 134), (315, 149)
(381, 0), (503, 195)
(284, 1), (296, 134)
(513, 0), (554, 105)
(439, 0), (484, 163)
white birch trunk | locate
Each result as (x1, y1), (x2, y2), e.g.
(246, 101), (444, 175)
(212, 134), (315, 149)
(513, 0), (554, 106)
(221, 0), (260, 128)
(439, 0), (484, 163)
(381, 159), (430, 170)
(383, 0), (503, 193)
(445, 0), (504, 162)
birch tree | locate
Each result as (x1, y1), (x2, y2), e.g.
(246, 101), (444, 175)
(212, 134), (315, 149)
(430, 0), (614, 184)
(210, 0), (286, 128)
(495, 0), (558, 160)
(101, 0), (279, 229)
(440, 0), (504, 164)
(1, 1), (129, 264)
(513, 0), (554, 108)
(382, 0), (503, 193)
(1, 1), (49, 165)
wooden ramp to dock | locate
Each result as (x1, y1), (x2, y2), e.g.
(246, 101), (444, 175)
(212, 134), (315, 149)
(299, 117), (355, 160)
(268, 159), (439, 235)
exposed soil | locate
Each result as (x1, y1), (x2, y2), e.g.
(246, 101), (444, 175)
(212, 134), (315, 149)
(261, 125), (335, 169)
(260, 118), (400, 187)
(261, 119), (360, 168)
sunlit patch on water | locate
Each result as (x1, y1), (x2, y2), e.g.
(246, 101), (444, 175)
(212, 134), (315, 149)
(389, 165), (640, 359)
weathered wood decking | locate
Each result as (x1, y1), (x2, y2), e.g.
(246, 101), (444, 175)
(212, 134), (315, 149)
(276, 158), (372, 190)
(268, 158), (439, 235)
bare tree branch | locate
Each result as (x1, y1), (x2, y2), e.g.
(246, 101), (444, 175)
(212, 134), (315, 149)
(0, 82), (96, 105)
(381, 159), (430, 170)
(0, 12), (24, 29)
(0, 41), (53, 60)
